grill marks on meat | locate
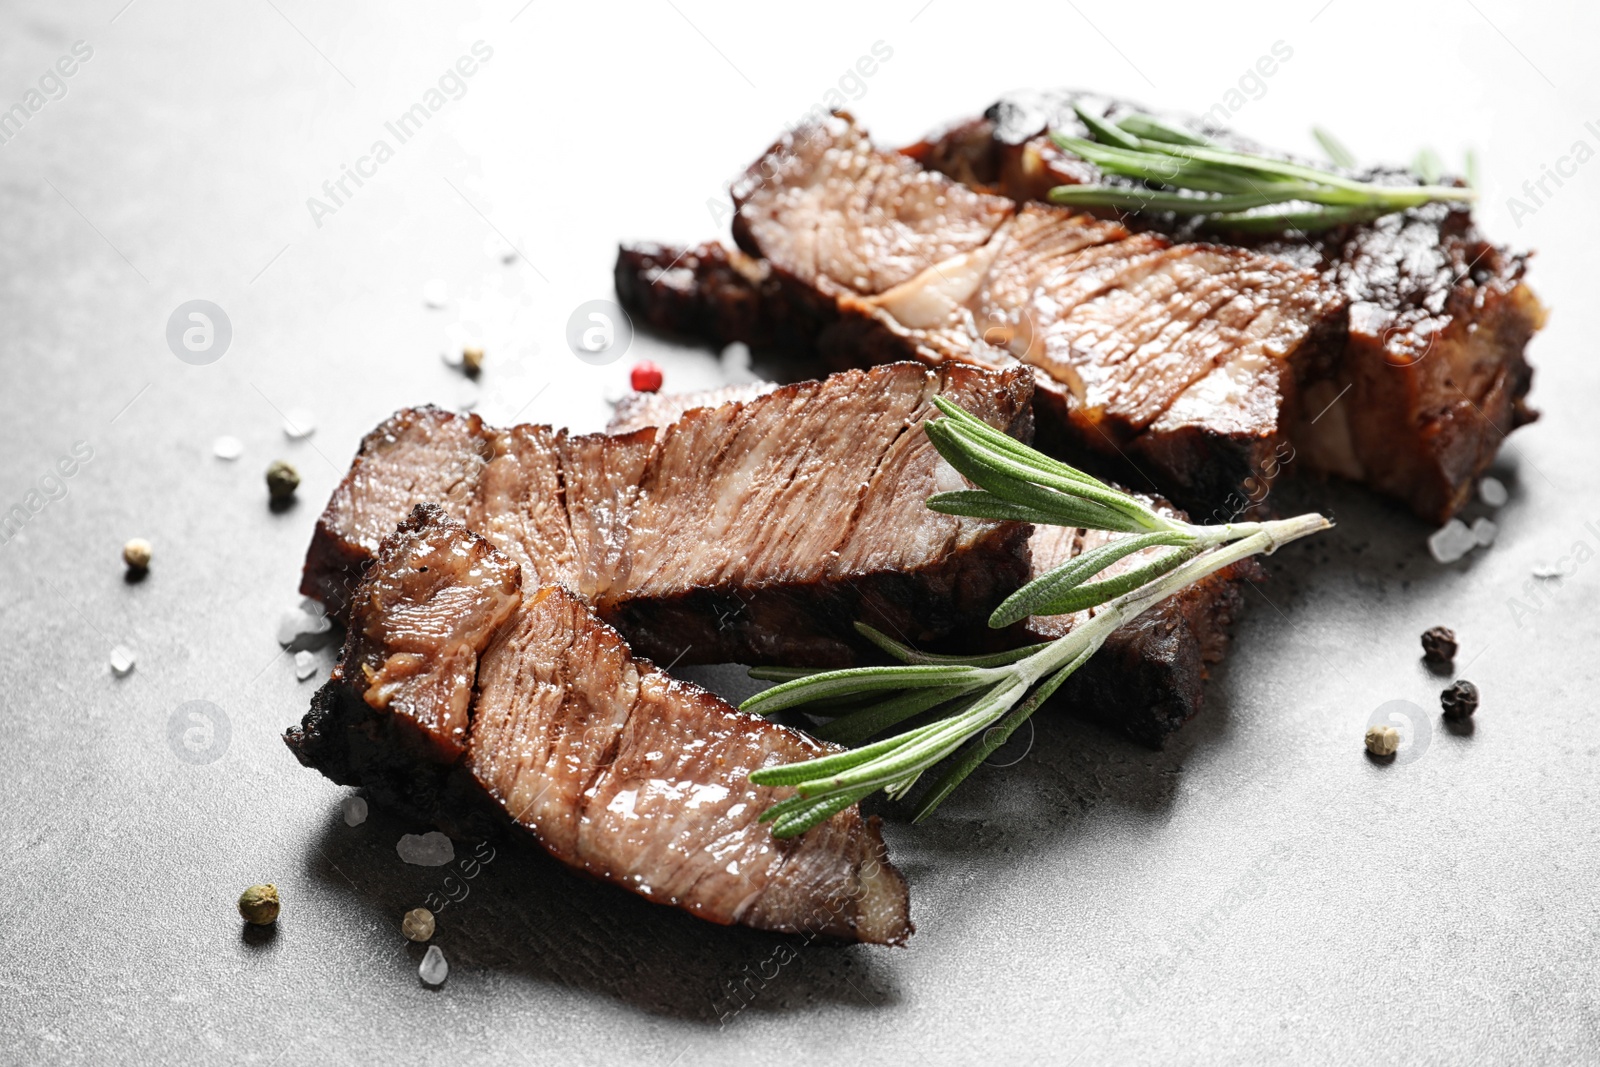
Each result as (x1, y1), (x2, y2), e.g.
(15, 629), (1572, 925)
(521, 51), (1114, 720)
(287, 505), (913, 944)
(302, 362), (1035, 668)
(610, 386), (1250, 748)
(904, 90), (1545, 521)
(618, 115), (1345, 517)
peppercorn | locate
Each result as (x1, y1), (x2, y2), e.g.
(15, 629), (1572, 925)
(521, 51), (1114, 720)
(1441, 680), (1479, 720)
(266, 460), (300, 502)
(1421, 626), (1457, 664)
(238, 883), (281, 925)
(122, 538), (153, 572)
(401, 907), (435, 942)
(630, 360), (663, 393)
(462, 345), (485, 375)
(1365, 724), (1399, 757)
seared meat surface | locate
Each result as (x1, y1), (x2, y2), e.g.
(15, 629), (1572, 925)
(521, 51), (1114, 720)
(621, 115), (1346, 517)
(609, 385), (1253, 748)
(286, 505), (913, 944)
(303, 362), (1035, 668)
(904, 90), (1545, 521)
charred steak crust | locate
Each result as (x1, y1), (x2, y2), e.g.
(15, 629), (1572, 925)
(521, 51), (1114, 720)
(904, 90), (1546, 522)
(301, 362), (1036, 668)
(288, 504), (913, 945)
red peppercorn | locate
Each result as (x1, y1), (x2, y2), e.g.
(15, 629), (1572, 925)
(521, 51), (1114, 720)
(630, 361), (663, 393)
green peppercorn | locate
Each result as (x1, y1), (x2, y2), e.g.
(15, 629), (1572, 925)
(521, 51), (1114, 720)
(238, 883), (280, 925)
(266, 460), (300, 503)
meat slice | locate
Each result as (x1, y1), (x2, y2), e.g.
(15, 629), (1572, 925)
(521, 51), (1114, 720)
(903, 90), (1545, 521)
(619, 115), (1346, 517)
(301, 362), (1035, 668)
(286, 505), (913, 944)
(1009, 509), (1255, 748)
(608, 386), (1251, 748)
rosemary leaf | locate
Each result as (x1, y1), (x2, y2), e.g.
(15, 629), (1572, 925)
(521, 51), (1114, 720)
(1115, 113), (1210, 146)
(852, 622), (1052, 668)
(742, 662), (993, 717)
(924, 489), (1083, 526)
(1312, 126), (1358, 169)
(988, 530), (1197, 628)
(1413, 146), (1444, 185)
(815, 686), (979, 746)
(912, 648), (1091, 822)
(1072, 102), (1142, 150)
(1030, 545), (1200, 616)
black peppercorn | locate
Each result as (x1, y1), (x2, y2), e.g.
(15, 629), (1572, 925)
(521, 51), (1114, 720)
(1441, 680), (1479, 720)
(1421, 626), (1458, 664)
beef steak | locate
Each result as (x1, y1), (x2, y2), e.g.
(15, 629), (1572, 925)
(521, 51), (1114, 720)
(286, 504), (913, 944)
(303, 362), (1035, 668)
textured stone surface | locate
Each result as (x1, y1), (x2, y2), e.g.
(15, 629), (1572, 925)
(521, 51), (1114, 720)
(0, 1), (1595, 1064)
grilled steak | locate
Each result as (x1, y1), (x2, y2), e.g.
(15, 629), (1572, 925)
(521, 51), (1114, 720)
(287, 505), (912, 943)
(611, 386), (1251, 748)
(618, 105), (1544, 522)
(619, 114), (1347, 518)
(302, 362), (1035, 668)
(903, 90), (1546, 521)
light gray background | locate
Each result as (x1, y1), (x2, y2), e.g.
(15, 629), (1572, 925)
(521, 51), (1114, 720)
(2, 1), (1596, 1063)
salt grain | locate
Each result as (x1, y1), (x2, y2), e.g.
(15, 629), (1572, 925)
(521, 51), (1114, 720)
(277, 604), (332, 648)
(294, 649), (316, 681)
(212, 435), (243, 461)
(440, 348), (465, 368)
(422, 279), (450, 308)
(1478, 476), (1508, 507)
(1471, 517), (1498, 548)
(1427, 519), (1476, 564)
(1532, 563), (1564, 579)
(419, 945), (449, 986)
(341, 795), (368, 827)
(283, 408), (316, 440)
(397, 831), (455, 866)
(109, 646), (136, 677)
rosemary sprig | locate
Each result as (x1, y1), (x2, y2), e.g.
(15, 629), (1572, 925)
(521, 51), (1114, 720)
(743, 398), (1331, 837)
(1046, 104), (1474, 232)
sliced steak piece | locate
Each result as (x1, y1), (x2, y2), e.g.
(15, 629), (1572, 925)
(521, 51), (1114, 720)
(609, 380), (778, 435)
(301, 362), (1036, 668)
(618, 115), (1347, 517)
(287, 505), (912, 944)
(609, 385), (1250, 747)
(903, 89), (1546, 521)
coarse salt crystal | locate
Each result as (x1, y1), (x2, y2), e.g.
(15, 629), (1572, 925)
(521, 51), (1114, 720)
(283, 408), (316, 440)
(277, 606), (332, 648)
(419, 944), (449, 986)
(109, 645), (136, 677)
(422, 279), (449, 308)
(342, 795), (368, 827)
(1471, 517), (1498, 548)
(440, 348), (464, 368)
(212, 435), (243, 461)
(1427, 519), (1476, 564)
(1478, 477), (1508, 508)
(397, 831), (455, 867)
(294, 649), (316, 681)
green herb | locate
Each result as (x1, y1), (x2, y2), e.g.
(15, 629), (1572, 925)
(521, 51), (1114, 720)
(743, 398), (1331, 837)
(1312, 126), (1358, 170)
(1045, 104), (1474, 232)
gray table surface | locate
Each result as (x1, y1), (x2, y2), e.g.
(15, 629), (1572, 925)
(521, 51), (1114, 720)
(3, 1), (1596, 1063)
